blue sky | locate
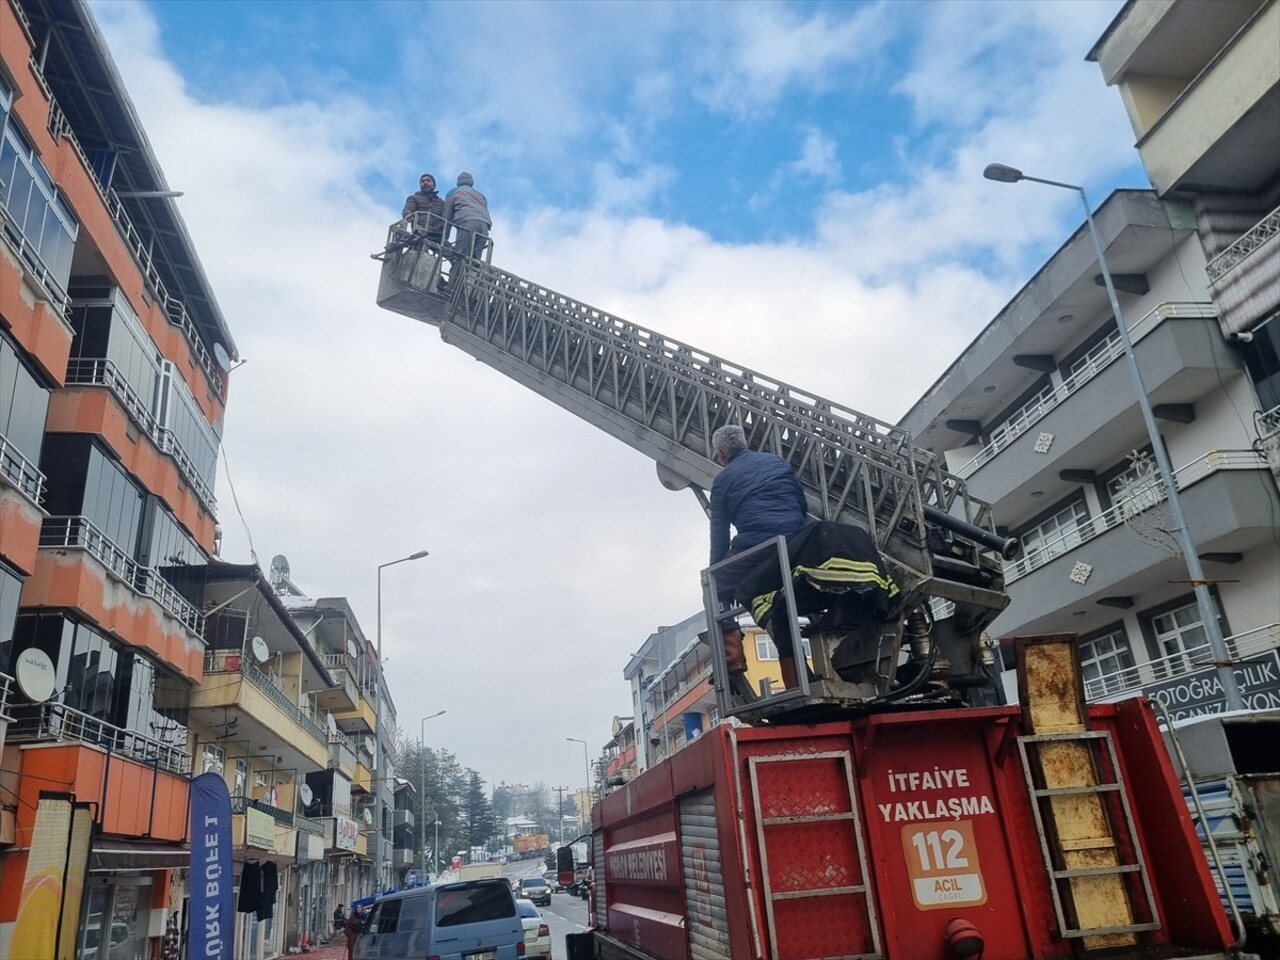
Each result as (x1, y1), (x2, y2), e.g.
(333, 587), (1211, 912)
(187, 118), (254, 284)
(91, 0), (1143, 791)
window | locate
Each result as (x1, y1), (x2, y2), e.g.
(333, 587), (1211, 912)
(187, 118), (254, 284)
(0, 120), (78, 298)
(158, 360), (221, 494)
(40, 436), (146, 554)
(435, 883), (516, 926)
(755, 635), (811, 660)
(11, 613), (118, 721)
(1079, 628), (1135, 696)
(0, 561), (23, 668)
(1019, 499), (1090, 566)
(234, 758), (249, 799)
(1, 330), (52, 475)
(365, 898), (402, 935)
(67, 286), (162, 423)
(117, 652), (190, 749)
(1237, 314), (1280, 412)
(1150, 601), (1210, 676)
(202, 742), (225, 775)
(1107, 454), (1162, 518)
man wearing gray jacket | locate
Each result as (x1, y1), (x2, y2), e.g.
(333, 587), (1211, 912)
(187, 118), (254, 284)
(442, 172), (491, 261)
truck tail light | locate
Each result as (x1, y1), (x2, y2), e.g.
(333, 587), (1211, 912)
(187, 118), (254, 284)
(538, 923), (550, 937)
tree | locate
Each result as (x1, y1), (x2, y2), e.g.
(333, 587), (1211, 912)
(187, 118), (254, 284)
(526, 782), (555, 836)
(464, 771), (498, 850)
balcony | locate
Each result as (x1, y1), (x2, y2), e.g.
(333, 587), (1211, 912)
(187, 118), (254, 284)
(328, 729), (357, 775)
(321, 815), (368, 856)
(1103, 1), (1280, 196)
(37, 80), (228, 402)
(1205, 204), (1280, 334)
(40, 515), (204, 637)
(956, 303), (1225, 498)
(0, 431), (46, 507)
(354, 761), (373, 794)
(392, 848), (415, 870)
(393, 808), (414, 829)
(332, 695), (376, 736)
(1086, 623), (1280, 716)
(993, 449), (1277, 635)
(315, 653), (358, 711)
(63, 358), (218, 513)
(232, 795), (325, 836)
(195, 650), (328, 768)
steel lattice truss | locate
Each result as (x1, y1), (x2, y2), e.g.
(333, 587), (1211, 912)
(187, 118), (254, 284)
(377, 248), (1004, 595)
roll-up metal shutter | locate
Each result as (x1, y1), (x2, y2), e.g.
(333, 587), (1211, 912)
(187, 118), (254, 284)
(593, 828), (607, 929)
(680, 788), (729, 960)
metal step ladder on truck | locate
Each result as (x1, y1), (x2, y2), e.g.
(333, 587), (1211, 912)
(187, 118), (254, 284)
(373, 225), (1252, 958)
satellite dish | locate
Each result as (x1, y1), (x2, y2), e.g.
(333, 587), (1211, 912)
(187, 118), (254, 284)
(346, 639), (359, 659)
(15, 648), (56, 703)
(212, 342), (232, 372)
(251, 636), (270, 663)
(326, 713), (338, 736)
(299, 783), (314, 807)
(362, 808), (374, 826)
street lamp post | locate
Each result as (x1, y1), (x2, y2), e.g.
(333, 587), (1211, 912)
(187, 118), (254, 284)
(419, 710), (446, 881)
(982, 163), (1243, 710)
(434, 820), (441, 875)
(566, 738), (591, 830)
(377, 549), (429, 657)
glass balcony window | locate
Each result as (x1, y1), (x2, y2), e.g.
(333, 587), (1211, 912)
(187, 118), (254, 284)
(0, 120), (78, 303)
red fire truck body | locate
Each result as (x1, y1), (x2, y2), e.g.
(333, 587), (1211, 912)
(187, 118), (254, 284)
(586, 699), (1233, 960)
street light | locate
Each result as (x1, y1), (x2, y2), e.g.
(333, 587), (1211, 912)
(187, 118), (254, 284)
(419, 710), (446, 880)
(377, 549), (429, 657)
(982, 163), (1243, 710)
(566, 737), (591, 829)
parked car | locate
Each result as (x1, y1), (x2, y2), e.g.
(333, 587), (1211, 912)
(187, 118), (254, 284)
(541, 869), (562, 893)
(515, 898), (552, 958)
(515, 876), (551, 906)
(354, 878), (523, 960)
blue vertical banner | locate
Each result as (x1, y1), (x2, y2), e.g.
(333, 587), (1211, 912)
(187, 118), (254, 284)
(189, 772), (234, 960)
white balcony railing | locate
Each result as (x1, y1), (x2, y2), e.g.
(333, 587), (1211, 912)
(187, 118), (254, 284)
(64, 359), (218, 512)
(1003, 449), (1268, 584)
(0, 672), (13, 722)
(0, 431), (46, 505)
(41, 515), (204, 635)
(1085, 623), (1280, 702)
(7, 700), (192, 775)
(1206, 204), (1280, 283)
(956, 303), (1217, 479)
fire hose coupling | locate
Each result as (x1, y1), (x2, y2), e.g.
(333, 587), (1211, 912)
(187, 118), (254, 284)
(943, 917), (984, 958)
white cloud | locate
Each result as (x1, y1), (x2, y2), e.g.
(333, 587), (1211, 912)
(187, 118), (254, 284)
(89, 0), (1137, 790)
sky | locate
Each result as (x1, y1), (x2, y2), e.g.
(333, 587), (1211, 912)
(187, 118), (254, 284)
(88, 0), (1146, 797)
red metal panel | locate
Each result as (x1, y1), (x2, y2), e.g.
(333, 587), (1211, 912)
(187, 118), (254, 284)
(1107, 698), (1233, 950)
(854, 707), (1057, 960)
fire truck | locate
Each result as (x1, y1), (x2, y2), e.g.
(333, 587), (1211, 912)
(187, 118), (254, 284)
(374, 226), (1249, 959)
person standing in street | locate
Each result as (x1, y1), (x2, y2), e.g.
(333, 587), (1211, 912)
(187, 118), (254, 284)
(442, 171), (492, 261)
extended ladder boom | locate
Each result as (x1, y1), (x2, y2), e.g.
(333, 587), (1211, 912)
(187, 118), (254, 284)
(374, 234), (1011, 629)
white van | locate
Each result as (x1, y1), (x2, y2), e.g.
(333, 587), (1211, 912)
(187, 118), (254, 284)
(354, 878), (525, 960)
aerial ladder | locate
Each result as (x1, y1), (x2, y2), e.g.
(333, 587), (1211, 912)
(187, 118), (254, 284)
(373, 222), (1019, 722)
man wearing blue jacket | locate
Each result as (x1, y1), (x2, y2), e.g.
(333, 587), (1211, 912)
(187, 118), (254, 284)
(708, 424), (809, 688)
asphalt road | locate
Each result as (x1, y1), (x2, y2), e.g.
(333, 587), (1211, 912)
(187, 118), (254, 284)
(503, 859), (590, 959)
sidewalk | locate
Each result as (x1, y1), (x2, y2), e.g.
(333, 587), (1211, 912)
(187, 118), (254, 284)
(291, 937), (348, 959)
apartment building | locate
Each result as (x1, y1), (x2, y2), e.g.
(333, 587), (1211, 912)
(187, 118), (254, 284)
(897, 0), (1280, 718)
(0, 0), (239, 956)
(624, 612), (787, 773)
(271, 571), (403, 923)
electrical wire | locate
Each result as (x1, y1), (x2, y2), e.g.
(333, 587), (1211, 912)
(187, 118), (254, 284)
(217, 439), (259, 567)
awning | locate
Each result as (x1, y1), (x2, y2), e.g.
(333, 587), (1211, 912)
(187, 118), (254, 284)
(91, 839), (190, 872)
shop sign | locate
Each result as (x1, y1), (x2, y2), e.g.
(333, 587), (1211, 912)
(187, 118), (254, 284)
(246, 806), (275, 850)
(1145, 651), (1280, 722)
(335, 816), (359, 851)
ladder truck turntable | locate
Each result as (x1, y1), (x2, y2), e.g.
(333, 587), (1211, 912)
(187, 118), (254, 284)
(374, 225), (1250, 960)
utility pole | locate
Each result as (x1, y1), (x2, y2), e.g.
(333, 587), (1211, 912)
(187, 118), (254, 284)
(553, 787), (567, 846)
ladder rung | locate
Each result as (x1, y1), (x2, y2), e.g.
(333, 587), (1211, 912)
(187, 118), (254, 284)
(772, 884), (866, 901)
(1034, 783), (1122, 797)
(1053, 863), (1141, 880)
